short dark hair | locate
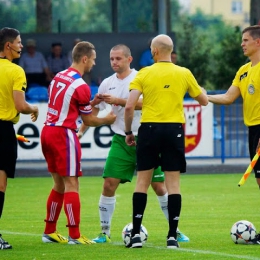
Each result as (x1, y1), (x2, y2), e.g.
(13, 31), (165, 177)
(242, 25), (260, 39)
(111, 44), (131, 57)
(0, 27), (20, 51)
(72, 41), (95, 63)
(51, 42), (62, 48)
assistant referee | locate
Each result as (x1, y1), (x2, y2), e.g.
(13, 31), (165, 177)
(0, 27), (38, 249)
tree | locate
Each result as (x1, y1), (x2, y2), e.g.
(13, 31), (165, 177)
(209, 26), (246, 90)
(175, 18), (212, 87)
(250, 0), (260, 25)
(174, 9), (246, 90)
(0, 1), (36, 32)
(36, 0), (52, 32)
(51, 0), (111, 33)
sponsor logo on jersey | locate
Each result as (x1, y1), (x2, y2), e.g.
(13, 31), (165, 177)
(48, 107), (58, 116)
(240, 72), (248, 81)
(83, 105), (92, 111)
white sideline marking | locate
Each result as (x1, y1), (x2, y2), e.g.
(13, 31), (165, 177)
(114, 241), (260, 260)
(2, 231), (260, 260)
(146, 245), (260, 260)
(1, 230), (40, 236)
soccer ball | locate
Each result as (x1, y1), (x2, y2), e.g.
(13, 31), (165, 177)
(230, 220), (257, 244)
(122, 223), (148, 246)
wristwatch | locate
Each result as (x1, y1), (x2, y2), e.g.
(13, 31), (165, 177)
(125, 131), (133, 135)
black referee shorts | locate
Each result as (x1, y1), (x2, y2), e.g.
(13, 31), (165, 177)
(0, 120), (17, 178)
(136, 123), (186, 173)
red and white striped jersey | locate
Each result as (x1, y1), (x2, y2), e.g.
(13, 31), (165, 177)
(44, 68), (92, 130)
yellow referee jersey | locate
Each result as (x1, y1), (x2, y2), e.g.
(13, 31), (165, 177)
(129, 62), (202, 123)
(0, 59), (27, 124)
(232, 61), (260, 126)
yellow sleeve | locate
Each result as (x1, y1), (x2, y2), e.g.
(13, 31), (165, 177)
(13, 65), (27, 92)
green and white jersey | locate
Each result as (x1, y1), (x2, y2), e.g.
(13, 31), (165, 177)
(96, 69), (141, 135)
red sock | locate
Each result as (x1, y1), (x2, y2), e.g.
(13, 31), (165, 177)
(64, 192), (81, 239)
(44, 189), (64, 234)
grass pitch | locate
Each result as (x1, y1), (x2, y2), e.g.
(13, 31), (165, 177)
(1, 173), (260, 260)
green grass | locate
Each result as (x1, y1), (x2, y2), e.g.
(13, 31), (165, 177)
(1, 173), (260, 260)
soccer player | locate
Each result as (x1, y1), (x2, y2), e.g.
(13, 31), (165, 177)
(78, 44), (189, 244)
(0, 27), (39, 249)
(41, 41), (116, 245)
(208, 25), (260, 244)
(124, 34), (208, 249)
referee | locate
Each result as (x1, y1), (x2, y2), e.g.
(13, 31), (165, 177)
(124, 34), (208, 249)
(0, 27), (38, 249)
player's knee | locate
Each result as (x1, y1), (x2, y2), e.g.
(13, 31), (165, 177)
(256, 178), (260, 187)
(0, 184), (6, 192)
(103, 181), (116, 195)
(151, 182), (167, 196)
(0, 171), (7, 192)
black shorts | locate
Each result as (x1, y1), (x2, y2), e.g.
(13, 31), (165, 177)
(248, 125), (260, 178)
(0, 120), (17, 178)
(136, 123), (186, 173)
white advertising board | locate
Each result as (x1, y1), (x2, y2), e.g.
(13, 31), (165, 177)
(14, 101), (213, 160)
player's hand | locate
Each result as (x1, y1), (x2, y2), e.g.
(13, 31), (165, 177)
(90, 93), (104, 106)
(102, 93), (117, 105)
(31, 106), (39, 122)
(125, 134), (136, 146)
(77, 132), (83, 139)
(105, 111), (116, 125)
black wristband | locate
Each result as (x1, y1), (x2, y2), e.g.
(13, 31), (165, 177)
(125, 131), (133, 135)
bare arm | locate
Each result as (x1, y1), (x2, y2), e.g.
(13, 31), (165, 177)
(13, 91), (38, 122)
(102, 93), (143, 110)
(194, 87), (208, 106)
(124, 89), (141, 146)
(207, 85), (240, 105)
(77, 106), (100, 138)
(90, 93), (104, 107)
(81, 111), (116, 128)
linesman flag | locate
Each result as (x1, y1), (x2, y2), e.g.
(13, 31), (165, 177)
(16, 134), (30, 143)
(238, 149), (260, 187)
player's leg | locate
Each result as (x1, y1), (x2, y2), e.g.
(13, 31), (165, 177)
(0, 121), (17, 249)
(248, 126), (260, 244)
(151, 168), (168, 219)
(92, 177), (120, 242)
(129, 169), (153, 248)
(0, 171), (7, 217)
(151, 175), (189, 242)
(41, 126), (68, 243)
(63, 176), (94, 245)
(127, 123), (158, 248)
(63, 130), (94, 245)
(249, 125), (260, 188)
(62, 176), (94, 245)
(164, 170), (181, 248)
(161, 123), (186, 249)
(93, 134), (136, 243)
(0, 170), (12, 250)
(42, 172), (67, 243)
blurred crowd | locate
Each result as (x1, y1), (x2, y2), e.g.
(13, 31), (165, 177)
(17, 38), (93, 101)
(18, 37), (177, 102)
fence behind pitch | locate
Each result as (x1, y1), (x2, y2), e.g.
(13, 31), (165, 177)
(211, 95), (248, 162)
